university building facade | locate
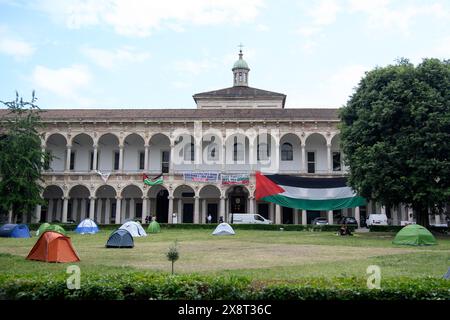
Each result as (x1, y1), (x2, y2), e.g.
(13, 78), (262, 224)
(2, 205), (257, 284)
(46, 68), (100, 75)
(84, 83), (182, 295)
(3, 51), (445, 226)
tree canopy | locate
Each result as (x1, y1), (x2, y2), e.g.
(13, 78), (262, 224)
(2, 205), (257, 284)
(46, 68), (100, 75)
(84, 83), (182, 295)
(340, 58), (450, 227)
(0, 92), (50, 222)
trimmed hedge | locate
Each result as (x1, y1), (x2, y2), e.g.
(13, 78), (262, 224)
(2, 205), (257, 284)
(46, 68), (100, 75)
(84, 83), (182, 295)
(27, 223), (355, 233)
(0, 273), (448, 300)
(369, 225), (449, 233)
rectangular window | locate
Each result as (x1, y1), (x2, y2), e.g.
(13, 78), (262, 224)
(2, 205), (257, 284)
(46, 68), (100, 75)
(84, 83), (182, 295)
(114, 151), (120, 171)
(307, 151), (315, 173)
(162, 150), (170, 173)
(333, 151), (341, 171)
(90, 151), (94, 171)
(139, 151), (145, 170)
(69, 151), (75, 171)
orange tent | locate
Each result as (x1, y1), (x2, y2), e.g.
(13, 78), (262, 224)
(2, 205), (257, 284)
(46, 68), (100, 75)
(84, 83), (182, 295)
(26, 231), (80, 263)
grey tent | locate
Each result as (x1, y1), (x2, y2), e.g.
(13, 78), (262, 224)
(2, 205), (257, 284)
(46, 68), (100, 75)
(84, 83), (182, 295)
(105, 229), (134, 248)
(444, 267), (450, 280)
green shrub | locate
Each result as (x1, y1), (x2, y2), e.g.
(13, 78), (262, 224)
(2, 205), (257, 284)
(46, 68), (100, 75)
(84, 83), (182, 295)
(0, 273), (448, 300)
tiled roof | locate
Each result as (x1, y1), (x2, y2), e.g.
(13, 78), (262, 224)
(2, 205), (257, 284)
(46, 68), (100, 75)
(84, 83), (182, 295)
(193, 86), (286, 99)
(0, 108), (339, 121)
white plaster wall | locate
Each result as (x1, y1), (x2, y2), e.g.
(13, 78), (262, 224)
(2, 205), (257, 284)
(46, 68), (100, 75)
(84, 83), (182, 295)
(279, 135), (301, 172)
(305, 134), (327, 173)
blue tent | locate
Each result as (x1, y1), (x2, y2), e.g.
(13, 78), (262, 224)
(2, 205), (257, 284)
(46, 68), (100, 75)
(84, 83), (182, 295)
(75, 218), (99, 234)
(106, 229), (134, 248)
(0, 224), (31, 238)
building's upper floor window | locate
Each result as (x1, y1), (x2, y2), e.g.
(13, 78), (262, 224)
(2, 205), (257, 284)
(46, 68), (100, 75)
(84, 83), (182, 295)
(233, 142), (244, 161)
(184, 143), (194, 162)
(281, 142), (293, 161)
(257, 143), (269, 161)
(207, 143), (218, 161)
(69, 151), (75, 170)
(114, 150), (120, 170)
(332, 151), (341, 171)
(307, 151), (315, 173)
(139, 151), (145, 170)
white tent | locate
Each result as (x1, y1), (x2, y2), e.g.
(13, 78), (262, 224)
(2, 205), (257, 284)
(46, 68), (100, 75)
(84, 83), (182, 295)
(75, 218), (99, 234)
(212, 223), (235, 236)
(119, 221), (147, 237)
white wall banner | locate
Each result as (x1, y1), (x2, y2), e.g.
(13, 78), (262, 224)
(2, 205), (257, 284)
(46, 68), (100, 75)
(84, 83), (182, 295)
(221, 174), (250, 185)
(183, 172), (220, 182)
(96, 170), (111, 183)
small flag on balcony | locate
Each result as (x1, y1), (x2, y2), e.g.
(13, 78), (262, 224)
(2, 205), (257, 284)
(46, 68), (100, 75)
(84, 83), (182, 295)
(255, 171), (366, 211)
(143, 173), (163, 186)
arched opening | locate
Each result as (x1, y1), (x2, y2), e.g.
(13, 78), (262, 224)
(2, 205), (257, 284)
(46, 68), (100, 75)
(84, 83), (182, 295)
(280, 133), (301, 172)
(42, 185), (64, 223)
(199, 185), (221, 223)
(121, 185), (143, 222)
(71, 133), (94, 172)
(98, 133), (120, 172)
(148, 185), (169, 223)
(202, 133), (221, 168)
(124, 133), (145, 172)
(331, 134), (342, 172)
(226, 185), (249, 218)
(305, 133), (327, 174)
(225, 133), (249, 171)
(95, 185), (117, 224)
(174, 185), (196, 223)
(45, 134), (67, 172)
(149, 134), (170, 174)
(68, 185), (91, 223)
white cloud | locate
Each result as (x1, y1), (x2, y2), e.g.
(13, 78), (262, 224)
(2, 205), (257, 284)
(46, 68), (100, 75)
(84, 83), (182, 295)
(174, 59), (216, 76)
(326, 64), (367, 106)
(81, 46), (150, 69)
(35, 0), (265, 37)
(255, 24), (269, 32)
(31, 64), (92, 98)
(0, 26), (35, 59)
(307, 0), (341, 26)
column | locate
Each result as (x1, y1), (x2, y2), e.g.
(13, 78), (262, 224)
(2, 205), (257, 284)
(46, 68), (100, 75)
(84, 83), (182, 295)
(89, 197), (96, 220)
(301, 141), (306, 172)
(80, 198), (87, 220)
(129, 198), (135, 219)
(327, 143), (332, 173)
(169, 142), (174, 174)
(225, 198), (229, 220)
(221, 143), (226, 171)
(392, 206), (399, 226)
(354, 206), (360, 227)
(121, 198), (127, 222)
(97, 198), (103, 223)
(62, 197), (68, 223)
(194, 196), (200, 224)
(407, 207), (414, 222)
(115, 196), (122, 224)
(144, 144), (149, 171)
(202, 199), (207, 224)
(269, 203), (275, 222)
(105, 198), (111, 224)
(8, 207), (13, 223)
(72, 199), (78, 222)
(56, 198), (62, 221)
(249, 196), (255, 214)
(47, 199), (54, 222)
(65, 144), (72, 171)
(118, 144), (124, 172)
(141, 196), (148, 224)
(168, 196), (174, 223)
(219, 196), (225, 220)
(249, 141), (255, 171)
(294, 208), (299, 224)
(328, 210), (334, 224)
(302, 209), (307, 225)
(35, 205), (42, 223)
(178, 199), (183, 223)
(275, 204), (281, 224)
(92, 144), (98, 171)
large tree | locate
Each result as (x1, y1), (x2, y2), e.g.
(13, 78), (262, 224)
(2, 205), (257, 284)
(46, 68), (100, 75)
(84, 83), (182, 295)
(0, 92), (50, 223)
(340, 58), (450, 228)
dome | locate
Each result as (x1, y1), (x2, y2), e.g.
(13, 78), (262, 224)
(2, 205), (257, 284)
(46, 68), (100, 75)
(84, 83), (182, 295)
(232, 58), (249, 70)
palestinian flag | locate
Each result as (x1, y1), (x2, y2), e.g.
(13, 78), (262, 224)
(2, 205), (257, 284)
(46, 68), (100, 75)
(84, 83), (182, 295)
(256, 172), (366, 211)
(143, 174), (163, 186)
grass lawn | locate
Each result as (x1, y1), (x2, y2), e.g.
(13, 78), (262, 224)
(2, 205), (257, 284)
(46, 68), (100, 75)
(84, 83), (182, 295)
(0, 228), (449, 280)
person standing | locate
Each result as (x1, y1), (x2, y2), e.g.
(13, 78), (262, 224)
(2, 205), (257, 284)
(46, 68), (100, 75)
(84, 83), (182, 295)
(207, 214), (212, 224)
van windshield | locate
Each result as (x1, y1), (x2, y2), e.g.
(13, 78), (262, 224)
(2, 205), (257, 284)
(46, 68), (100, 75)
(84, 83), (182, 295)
(254, 215), (265, 221)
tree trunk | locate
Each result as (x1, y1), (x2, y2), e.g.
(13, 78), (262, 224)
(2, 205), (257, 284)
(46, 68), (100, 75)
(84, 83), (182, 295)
(413, 204), (430, 229)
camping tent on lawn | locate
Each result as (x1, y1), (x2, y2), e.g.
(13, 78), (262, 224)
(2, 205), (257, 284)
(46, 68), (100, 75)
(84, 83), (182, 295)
(106, 229), (134, 248)
(119, 221), (147, 237)
(393, 224), (437, 246)
(212, 223), (235, 236)
(75, 218), (99, 234)
(0, 224), (31, 238)
(147, 220), (161, 233)
(36, 223), (51, 236)
(26, 231), (80, 263)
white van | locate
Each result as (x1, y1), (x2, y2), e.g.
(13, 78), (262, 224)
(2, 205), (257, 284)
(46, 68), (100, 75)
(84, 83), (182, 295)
(229, 214), (272, 224)
(365, 214), (388, 226)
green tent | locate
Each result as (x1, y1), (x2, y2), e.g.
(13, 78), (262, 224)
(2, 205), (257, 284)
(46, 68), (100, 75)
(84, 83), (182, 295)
(147, 221), (161, 233)
(36, 223), (67, 236)
(36, 223), (51, 236)
(393, 224), (437, 246)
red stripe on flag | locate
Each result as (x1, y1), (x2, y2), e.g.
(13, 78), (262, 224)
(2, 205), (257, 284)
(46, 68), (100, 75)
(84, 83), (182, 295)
(255, 171), (285, 200)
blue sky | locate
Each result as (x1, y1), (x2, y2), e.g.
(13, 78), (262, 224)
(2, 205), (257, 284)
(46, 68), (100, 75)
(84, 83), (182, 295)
(1, 0), (450, 109)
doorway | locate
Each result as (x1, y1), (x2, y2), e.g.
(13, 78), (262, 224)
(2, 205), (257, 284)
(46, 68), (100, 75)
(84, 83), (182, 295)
(207, 203), (218, 223)
(183, 203), (194, 223)
(156, 189), (169, 223)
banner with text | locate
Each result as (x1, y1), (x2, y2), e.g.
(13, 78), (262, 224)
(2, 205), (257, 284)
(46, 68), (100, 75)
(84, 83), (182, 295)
(221, 174), (250, 185)
(183, 172), (221, 183)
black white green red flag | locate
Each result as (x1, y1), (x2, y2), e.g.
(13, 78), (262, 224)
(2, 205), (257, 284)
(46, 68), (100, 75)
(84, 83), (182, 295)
(255, 172), (366, 211)
(143, 174), (163, 186)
